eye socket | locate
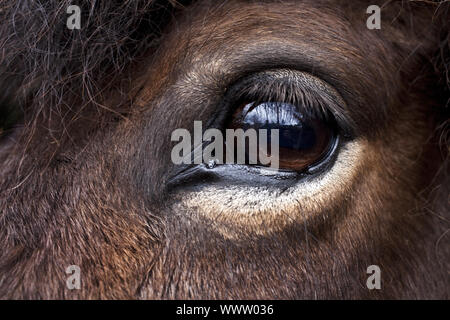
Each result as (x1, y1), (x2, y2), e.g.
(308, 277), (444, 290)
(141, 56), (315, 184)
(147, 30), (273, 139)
(227, 101), (336, 172)
(168, 70), (349, 190)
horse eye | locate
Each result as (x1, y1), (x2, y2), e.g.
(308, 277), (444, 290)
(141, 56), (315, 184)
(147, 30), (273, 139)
(228, 102), (336, 172)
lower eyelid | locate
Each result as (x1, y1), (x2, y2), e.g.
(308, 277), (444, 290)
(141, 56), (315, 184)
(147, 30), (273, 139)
(170, 139), (366, 238)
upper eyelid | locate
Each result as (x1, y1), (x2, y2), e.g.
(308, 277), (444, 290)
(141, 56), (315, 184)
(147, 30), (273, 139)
(222, 69), (356, 137)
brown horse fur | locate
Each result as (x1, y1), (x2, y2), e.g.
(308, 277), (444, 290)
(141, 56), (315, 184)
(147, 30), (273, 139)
(0, 0), (448, 299)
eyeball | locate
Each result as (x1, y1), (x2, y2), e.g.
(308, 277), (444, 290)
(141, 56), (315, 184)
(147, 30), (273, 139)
(227, 101), (337, 172)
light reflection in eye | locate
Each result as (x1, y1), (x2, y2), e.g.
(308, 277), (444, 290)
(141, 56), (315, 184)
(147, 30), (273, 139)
(241, 102), (305, 127)
(229, 101), (336, 171)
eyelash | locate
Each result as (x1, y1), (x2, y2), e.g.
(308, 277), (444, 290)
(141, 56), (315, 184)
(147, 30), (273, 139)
(167, 70), (351, 188)
(216, 70), (351, 137)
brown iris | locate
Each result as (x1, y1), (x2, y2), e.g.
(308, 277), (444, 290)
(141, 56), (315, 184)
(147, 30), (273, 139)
(227, 102), (335, 171)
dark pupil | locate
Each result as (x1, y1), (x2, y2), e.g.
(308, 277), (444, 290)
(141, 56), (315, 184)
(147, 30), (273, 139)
(230, 102), (333, 171)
